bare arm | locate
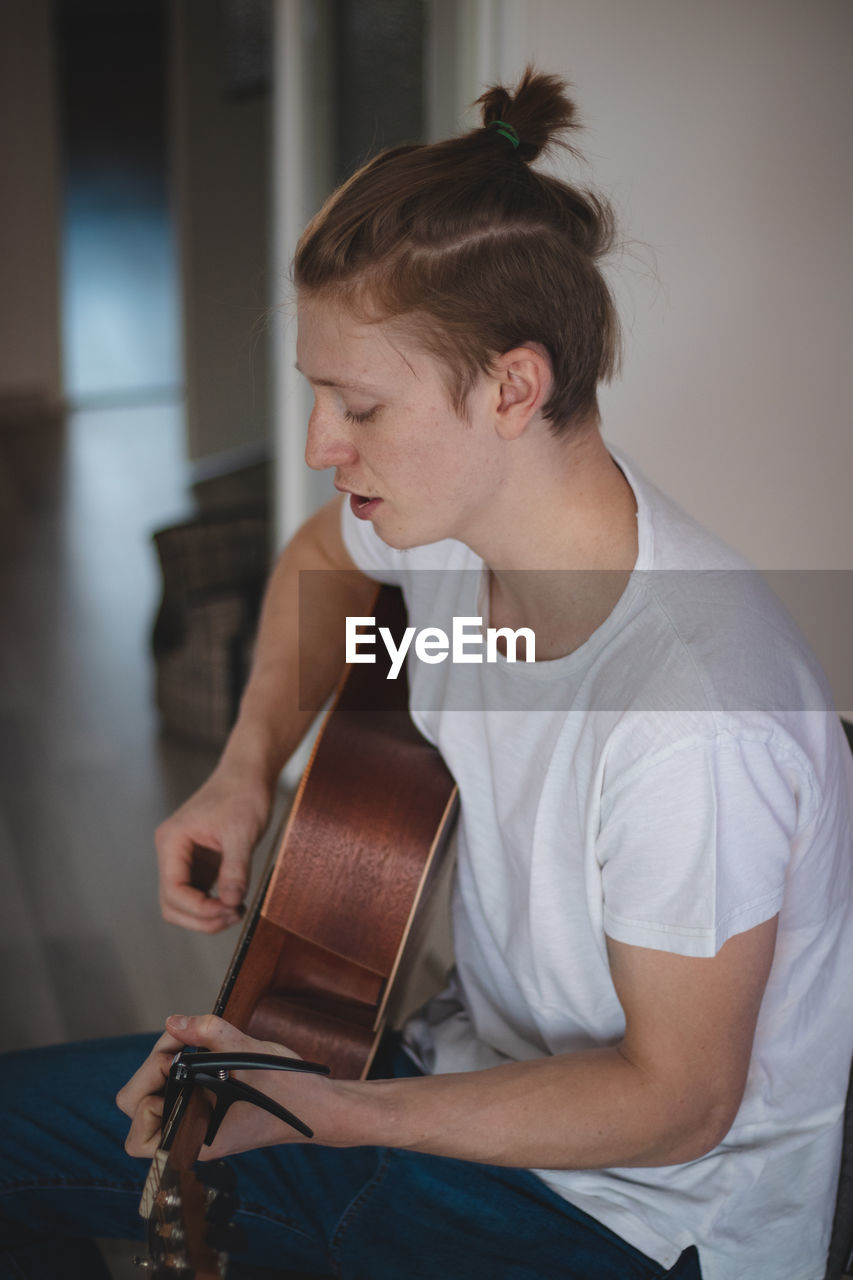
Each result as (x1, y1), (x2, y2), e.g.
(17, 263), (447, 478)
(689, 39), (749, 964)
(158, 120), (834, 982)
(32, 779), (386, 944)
(155, 496), (377, 931)
(362, 917), (778, 1169)
(122, 916), (778, 1169)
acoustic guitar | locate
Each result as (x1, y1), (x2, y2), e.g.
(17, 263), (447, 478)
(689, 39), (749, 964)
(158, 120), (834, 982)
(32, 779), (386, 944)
(137, 586), (459, 1277)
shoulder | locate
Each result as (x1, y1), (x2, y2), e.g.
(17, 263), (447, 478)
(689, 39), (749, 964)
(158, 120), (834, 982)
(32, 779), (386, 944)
(599, 450), (835, 729)
(594, 707), (851, 957)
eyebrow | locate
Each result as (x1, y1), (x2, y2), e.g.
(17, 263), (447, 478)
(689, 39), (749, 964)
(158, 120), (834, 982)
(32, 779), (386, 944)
(293, 362), (379, 392)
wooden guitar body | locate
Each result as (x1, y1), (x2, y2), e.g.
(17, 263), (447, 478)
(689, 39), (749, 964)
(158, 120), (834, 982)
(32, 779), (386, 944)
(219, 586), (458, 1077)
(140, 587), (458, 1275)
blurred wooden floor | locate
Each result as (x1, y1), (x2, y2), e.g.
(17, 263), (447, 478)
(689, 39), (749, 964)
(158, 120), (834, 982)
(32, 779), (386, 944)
(0, 401), (275, 1052)
(0, 401), (284, 1277)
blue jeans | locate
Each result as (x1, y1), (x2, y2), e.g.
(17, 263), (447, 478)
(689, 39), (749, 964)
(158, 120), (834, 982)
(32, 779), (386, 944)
(0, 1033), (702, 1279)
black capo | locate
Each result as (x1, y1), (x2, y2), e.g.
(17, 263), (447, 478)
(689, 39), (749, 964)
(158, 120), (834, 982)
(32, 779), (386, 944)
(164, 1050), (331, 1147)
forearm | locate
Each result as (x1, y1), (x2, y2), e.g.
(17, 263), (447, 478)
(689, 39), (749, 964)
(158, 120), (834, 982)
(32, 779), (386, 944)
(137, 926), (770, 1159)
(330, 1048), (730, 1171)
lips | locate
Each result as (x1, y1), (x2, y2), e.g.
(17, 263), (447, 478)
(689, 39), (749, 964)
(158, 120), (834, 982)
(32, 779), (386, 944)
(335, 482), (382, 519)
(349, 493), (382, 521)
(337, 483), (373, 501)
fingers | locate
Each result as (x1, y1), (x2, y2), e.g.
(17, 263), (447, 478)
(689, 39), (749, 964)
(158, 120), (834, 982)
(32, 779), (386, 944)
(156, 831), (243, 933)
(215, 843), (249, 910)
(116, 1030), (184, 1118)
(163, 1014), (301, 1068)
(154, 782), (264, 931)
(117, 1018), (256, 1157)
(160, 892), (242, 934)
(163, 1013), (279, 1055)
(125, 1095), (165, 1158)
(119, 1016), (305, 1161)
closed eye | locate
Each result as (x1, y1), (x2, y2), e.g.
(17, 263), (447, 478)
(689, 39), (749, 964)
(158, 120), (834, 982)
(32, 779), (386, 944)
(345, 406), (381, 424)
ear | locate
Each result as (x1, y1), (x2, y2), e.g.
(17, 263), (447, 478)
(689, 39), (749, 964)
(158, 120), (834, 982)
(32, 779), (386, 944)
(493, 344), (553, 440)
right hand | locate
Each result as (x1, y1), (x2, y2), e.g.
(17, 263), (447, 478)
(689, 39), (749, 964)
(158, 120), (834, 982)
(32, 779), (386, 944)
(155, 763), (273, 932)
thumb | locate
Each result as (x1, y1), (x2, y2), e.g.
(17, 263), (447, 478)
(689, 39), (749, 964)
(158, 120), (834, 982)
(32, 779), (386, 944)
(165, 1013), (256, 1053)
(164, 1013), (301, 1064)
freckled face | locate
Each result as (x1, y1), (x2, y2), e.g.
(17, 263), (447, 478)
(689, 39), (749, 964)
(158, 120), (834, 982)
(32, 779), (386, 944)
(296, 294), (505, 551)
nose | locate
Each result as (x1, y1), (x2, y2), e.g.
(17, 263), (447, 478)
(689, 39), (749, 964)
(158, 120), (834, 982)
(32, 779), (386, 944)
(304, 403), (358, 472)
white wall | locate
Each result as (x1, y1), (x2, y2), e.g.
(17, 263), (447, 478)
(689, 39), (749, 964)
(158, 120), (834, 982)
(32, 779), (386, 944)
(169, 0), (271, 470)
(271, 0), (337, 544)
(487, 0), (852, 573)
(270, 0), (852, 707)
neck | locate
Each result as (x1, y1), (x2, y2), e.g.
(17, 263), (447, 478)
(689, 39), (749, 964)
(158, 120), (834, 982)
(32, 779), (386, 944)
(467, 421), (638, 571)
(467, 423), (639, 659)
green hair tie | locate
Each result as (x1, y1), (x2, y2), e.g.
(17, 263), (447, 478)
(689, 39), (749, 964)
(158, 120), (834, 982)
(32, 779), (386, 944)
(490, 120), (520, 150)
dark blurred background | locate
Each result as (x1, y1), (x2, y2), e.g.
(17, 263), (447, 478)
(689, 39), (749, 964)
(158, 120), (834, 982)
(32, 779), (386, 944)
(55, 0), (180, 406)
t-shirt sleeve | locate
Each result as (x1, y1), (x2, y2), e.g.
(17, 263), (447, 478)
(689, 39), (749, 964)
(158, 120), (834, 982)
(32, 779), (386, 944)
(598, 729), (815, 957)
(340, 495), (407, 585)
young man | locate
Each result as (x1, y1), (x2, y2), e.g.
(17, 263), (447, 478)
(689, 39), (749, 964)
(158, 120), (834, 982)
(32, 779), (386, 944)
(2, 68), (851, 1280)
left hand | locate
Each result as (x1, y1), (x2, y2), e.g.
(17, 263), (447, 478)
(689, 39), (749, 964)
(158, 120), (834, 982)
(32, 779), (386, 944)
(117, 1014), (340, 1160)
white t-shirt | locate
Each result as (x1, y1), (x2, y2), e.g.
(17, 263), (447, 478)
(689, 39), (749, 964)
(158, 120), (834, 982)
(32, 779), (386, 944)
(340, 450), (853, 1280)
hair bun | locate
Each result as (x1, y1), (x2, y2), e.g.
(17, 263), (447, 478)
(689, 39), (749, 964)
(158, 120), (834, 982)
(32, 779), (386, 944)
(477, 66), (580, 163)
